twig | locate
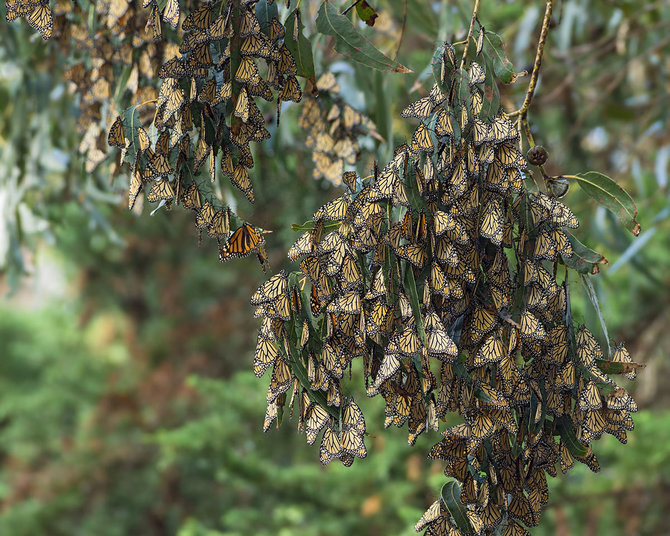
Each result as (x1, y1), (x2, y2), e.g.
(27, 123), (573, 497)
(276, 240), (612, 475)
(393, 0), (407, 61)
(459, 0), (481, 70)
(508, 0), (554, 118)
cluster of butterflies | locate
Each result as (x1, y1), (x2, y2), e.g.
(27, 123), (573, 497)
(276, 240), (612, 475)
(104, 0), (308, 266)
(251, 40), (641, 535)
(299, 72), (377, 186)
(12, 0), (182, 174)
(8, 0), (307, 267)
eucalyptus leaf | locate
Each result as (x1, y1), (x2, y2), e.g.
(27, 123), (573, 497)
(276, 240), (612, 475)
(440, 481), (474, 534)
(284, 9), (316, 82)
(570, 171), (640, 236)
(315, 2), (411, 73)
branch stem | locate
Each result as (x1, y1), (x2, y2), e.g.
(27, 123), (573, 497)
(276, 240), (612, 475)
(508, 0), (554, 118)
(459, 0), (481, 70)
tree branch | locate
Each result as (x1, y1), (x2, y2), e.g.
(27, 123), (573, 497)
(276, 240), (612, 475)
(459, 0), (481, 70)
(508, 0), (554, 118)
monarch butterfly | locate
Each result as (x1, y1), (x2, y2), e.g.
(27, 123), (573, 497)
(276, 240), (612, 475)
(427, 329), (458, 359)
(230, 164), (255, 203)
(187, 43), (213, 74)
(490, 116), (513, 143)
(343, 171), (357, 193)
(23, 2), (53, 40)
(322, 342), (345, 378)
(480, 501), (502, 530)
(304, 403), (329, 445)
(148, 4), (162, 41)
(480, 197), (504, 245)
(432, 110), (453, 140)
(219, 223), (264, 261)
(263, 400), (278, 432)
(182, 4), (212, 32)
(326, 290), (361, 315)
(267, 357), (293, 403)
(533, 229), (557, 260)
(319, 423), (342, 465)
(251, 271), (288, 305)
(508, 492), (538, 527)
(207, 11), (232, 41)
(485, 159), (505, 192)
(193, 135), (211, 172)
(468, 61), (485, 86)
(366, 299), (389, 336)
(448, 157), (468, 198)
(162, 0), (179, 28)
(146, 178), (175, 203)
(269, 17), (285, 41)
(198, 78), (217, 106)
(288, 232), (313, 261)
(247, 78), (273, 101)
(474, 330), (504, 368)
(411, 123), (434, 152)
(550, 199), (580, 228)
(240, 33), (270, 57)
(548, 326), (569, 364)
(235, 56), (258, 84)
(107, 116), (125, 148)
(342, 399), (366, 434)
(557, 361), (575, 390)
(395, 243), (427, 268)
(239, 6), (261, 36)
(551, 227), (572, 257)
(279, 75), (302, 102)
(579, 380), (602, 411)
(612, 343), (636, 380)
(519, 310), (546, 340)
(253, 338), (280, 377)
(128, 171), (142, 210)
(401, 96), (433, 120)
(459, 103), (469, 131)
(207, 209), (230, 238)
(195, 201), (215, 229)
(504, 520), (532, 536)
(497, 141), (522, 168)
(471, 118), (490, 146)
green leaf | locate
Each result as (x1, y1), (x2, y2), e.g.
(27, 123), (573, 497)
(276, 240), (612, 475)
(570, 171), (641, 236)
(480, 31), (515, 83)
(595, 359), (646, 375)
(563, 232), (608, 274)
(316, 2), (411, 73)
(579, 274), (611, 356)
(355, 0), (378, 26)
(255, 0), (278, 37)
(284, 9), (316, 82)
(403, 265), (427, 347)
(440, 481), (473, 534)
(480, 57), (501, 121)
(557, 416), (588, 458)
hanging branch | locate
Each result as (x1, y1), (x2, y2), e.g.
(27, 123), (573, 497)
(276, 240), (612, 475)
(508, 0), (554, 118)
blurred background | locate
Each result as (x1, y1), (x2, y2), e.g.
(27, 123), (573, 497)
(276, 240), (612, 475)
(1, 1), (669, 534)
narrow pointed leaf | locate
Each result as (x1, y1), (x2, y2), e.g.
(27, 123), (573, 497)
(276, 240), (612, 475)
(480, 31), (515, 83)
(284, 9), (316, 82)
(316, 2), (411, 73)
(563, 232), (608, 274)
(440, 481), (474, 534)
(571, 171), (640, 236)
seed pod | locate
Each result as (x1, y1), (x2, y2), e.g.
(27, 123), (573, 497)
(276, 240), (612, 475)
(527, 145), (549, 166)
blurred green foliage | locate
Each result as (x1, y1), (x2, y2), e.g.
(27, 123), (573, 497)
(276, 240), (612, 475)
(1, 0), (670, 534)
